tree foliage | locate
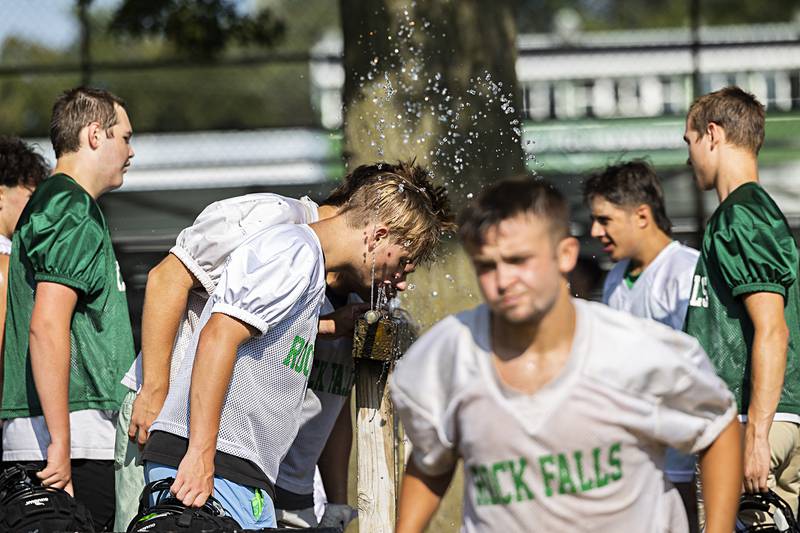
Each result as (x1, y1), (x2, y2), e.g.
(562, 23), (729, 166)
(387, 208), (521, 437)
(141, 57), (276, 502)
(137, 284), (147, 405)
(109, 0), (286, 58)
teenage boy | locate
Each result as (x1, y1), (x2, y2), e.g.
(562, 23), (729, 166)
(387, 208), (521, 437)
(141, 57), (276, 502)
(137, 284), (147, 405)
(141, 167), (452, 529)
(391, 178), (742, 533)
(115, 162), (453, 530)
(585, 160), (700, 524)
(683, 86), (800, 521)
(1, 87), (136, 530)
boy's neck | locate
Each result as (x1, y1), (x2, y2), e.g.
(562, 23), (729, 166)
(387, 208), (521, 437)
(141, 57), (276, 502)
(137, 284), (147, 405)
(491, 282), (576, 358)
(53, 157), (103, 199)
(627, 230), (672, 276)
(713, 147), (760, 203)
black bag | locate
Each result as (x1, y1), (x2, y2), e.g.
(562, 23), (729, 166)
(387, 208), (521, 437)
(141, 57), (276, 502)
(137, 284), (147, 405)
(0, 463), (95, 533)
(127, 477), (244, 532)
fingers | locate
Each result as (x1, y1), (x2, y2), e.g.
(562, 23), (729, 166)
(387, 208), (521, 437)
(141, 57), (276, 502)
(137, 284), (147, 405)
(171, 477), (210, 508)
(136, 424), (150, 447)
(36, 465), (70, 490)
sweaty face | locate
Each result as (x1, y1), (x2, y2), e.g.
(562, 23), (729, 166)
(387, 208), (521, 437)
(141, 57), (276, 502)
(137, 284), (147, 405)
(471, 214), (574, 325)
(683, 119), (714, 191)
(589, 197), (640, 262)
(98, 105), (134, 191)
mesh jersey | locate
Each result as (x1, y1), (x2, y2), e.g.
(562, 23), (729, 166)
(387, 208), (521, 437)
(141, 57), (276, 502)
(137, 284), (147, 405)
(603, 241), (699, 330)
(684, 182), (800, 418)
(151, 224), (326, 484)
(276, 294), (360, 495)
(391, 300), (736, 532)
(1, 174), (134, 418)
(121, 193), (320, 391)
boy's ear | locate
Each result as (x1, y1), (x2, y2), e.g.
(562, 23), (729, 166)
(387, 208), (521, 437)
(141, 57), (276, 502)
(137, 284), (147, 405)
(86, 121), (103, 150)
(707, 121), (725, 149)
(557, 236), (580, 274)
(367, 226), (390, 250)
(634, 204), (651, 228)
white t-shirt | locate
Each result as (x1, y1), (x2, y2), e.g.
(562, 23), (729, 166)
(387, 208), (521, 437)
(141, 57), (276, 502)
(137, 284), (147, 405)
(390, 300), (736, 533)
(121, 194), (320, 391)
(276, 293), (360, 495)
(603, 241), (699, 331)
(0, 234), (11, 255)
(151, 224), (327, 484)
(1, 235), (116, 461)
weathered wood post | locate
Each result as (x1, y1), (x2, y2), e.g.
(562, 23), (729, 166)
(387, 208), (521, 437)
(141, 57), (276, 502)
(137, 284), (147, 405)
(352, 310), (414, 532)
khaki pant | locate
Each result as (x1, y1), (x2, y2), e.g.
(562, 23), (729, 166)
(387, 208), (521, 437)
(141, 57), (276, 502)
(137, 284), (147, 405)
(699, 421), (800, 528)
(114, 390), (145, 532)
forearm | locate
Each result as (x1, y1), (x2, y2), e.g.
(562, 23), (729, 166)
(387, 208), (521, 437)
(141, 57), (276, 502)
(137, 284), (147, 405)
(747, 324), (789, 434)
(396, 460), (454, 533)
(186, 319), (242, 461)
(700, 419), (743, 533)
(318, 399), (353, 503)
(141, 259), (195, 394)
(29, 322), (71, 446)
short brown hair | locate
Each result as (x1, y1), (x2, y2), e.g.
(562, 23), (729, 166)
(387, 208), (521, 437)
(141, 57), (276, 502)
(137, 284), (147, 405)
(325, 161), (456, 264)
(50, 86), (126, 158)
(459, 177), (570, 249)
(583, 160), (671, 235)
(688, 86), (765, 154)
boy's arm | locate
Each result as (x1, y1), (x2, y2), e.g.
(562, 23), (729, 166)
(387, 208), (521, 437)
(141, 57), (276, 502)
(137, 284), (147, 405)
(29, 281), (78, 495)
(318, 392), (353, 504)
(699, 417), (743, 533)
(129, 254), (198, 446)
(171, 312), (255, 508)
(742, 291), (789, 493)
(396, 460), (455, 533)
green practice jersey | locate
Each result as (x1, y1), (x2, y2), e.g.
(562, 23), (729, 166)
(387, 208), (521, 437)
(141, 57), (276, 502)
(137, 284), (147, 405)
(684, 182), (800, 416)
(1, 174), (135, 418)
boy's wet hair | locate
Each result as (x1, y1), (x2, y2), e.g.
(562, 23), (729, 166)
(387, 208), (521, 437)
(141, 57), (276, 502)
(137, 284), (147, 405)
(582, 160), (672, 235)
(323, 161), (456, 264)
(458, 177), (570, 248)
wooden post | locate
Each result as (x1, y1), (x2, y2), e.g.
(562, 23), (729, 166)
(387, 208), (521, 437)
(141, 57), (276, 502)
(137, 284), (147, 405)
(355, 359), (398, 532)
(352, 313), (414, 532)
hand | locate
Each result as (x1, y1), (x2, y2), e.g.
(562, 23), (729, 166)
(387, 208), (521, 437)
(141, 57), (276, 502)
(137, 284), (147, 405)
(319, 303), (371, 337)
(320, 503), (358, 529)
(128, 386), (167, 447)
(171, 450), (214, 508)
(743, 429), (771, 493)
(37, 441), (73, 495)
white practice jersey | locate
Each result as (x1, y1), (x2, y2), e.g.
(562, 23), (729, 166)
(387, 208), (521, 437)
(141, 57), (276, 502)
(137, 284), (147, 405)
(0, 234), (11, 255)
(603, 241), (699, 331)
(390, 300), (736, 533)
(151, 224), (326, 483)
(276, 293), (360, 495)
(121, 194), (320, 391)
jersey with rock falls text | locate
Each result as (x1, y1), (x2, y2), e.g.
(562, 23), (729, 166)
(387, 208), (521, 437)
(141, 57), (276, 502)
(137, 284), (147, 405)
(151, 224), (326, 484)
(391, 300), (736, 533)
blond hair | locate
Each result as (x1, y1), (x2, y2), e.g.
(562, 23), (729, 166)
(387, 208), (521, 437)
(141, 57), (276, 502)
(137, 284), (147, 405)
(327, 161), (455, 264)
